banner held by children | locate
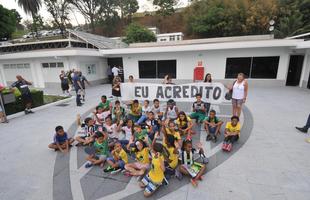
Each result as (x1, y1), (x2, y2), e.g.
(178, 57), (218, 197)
(121, 82), (225, 104)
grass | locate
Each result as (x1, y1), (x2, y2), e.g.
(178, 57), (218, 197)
(11, 30), (28, 39)
(44, 95), (68, 105)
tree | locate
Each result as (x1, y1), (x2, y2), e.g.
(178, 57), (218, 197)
(153, 0), (178, 16)
(97, 0), (120, 36)
(123, 23), (157, 44)
(44, 0), (71, 35)
(69, 0), (100, 33)
(17, 0), (42, 35)
(0, 5), (17, 39)
(118, 0), (139, 21)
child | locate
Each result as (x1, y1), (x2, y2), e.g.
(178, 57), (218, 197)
(176, 111), (194, 138)
(48, 126), (74, 153)
(84, 131), (109, 168)
(117, 119), (134, 149)
(164, 99), (179, 121)
(93, 106), (109, 126)
(129, 124), (150, 146)
(139, 143), (165, 197)
(98, 95), (112, 113)
(179, 139), (206, 187)
(151, 99), (164, 120)
(112, 100), (125, 123)
(137, 100), (152, 125)
(223, 116), (240, 152)
(104, 116), (121, 148)
(104, 142), (128, 174)
(124, 140), (150, 176)
(145, 111), (160, 141)
(127, 99), (142, 122)
(162, 120), (182, 149)
(190, 93), (208, 123)
(204, 110), (223, 143)
(75, 117), (96, 145)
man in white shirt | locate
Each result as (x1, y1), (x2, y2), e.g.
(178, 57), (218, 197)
(111, 66), (120, 78)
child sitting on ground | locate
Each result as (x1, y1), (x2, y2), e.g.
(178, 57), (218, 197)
(128, 124), (150, 147)
(176, 111), (194, 138)
(144, 111), (160, 141)
(137, 100), (152, 125)
(104, 116), (121, 149)
(112, 100), (125, 123)
(98, 95), (112, 113)
(124, 140), (150, 177)
(222, 116), (240, 152)
(162, 120), (182, 149)
(48, 126), (74, 153)
(179, 139), (206, 187)
(151, 99), (164, 120)
(93, 106), (108, 127)
(190, 93), (208, 123)
(164, 99), (179, 121)
(84, 131), (109, 168)
(204, 110), (223, 143)
(104, 142), (128, 174)
(127, 99), (142, 123)
(117, 119), (134, 149)
(139, 143), (165, 197)
(75, 117), (96, 145)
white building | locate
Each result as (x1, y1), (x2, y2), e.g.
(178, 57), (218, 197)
(147, 27), (184, 42)
(0, 32), (310, 90)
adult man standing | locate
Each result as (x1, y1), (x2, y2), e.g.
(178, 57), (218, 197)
(79, 71), (90, 102)
(111, 66), (120, 79)
(11, 75), (34, 114)
(72, 71), (83, 106)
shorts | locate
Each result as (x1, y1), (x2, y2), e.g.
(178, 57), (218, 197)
(232, 98), (243, 107)
(107, 157), (125, 169)
(21, 93), (33, 105)
(61, 83), (69, 91)
(141, 175), (161, 194)
(132, 162), (150, 170)
(95, 154), (107, 161)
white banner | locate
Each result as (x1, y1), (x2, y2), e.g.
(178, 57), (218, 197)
(120, 82), (225, 104)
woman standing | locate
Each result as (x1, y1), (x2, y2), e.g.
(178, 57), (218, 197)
(112, 76), (122, 98)
(203, 73), (212, 115)
(59, 70), (70, 96)
(231, 73), (248, 117)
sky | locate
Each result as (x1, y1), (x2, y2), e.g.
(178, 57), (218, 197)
(0, 0), (189, 26)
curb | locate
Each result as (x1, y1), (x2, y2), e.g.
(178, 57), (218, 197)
(6, 96), (75, 121)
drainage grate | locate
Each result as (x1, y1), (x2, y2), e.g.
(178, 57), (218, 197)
(56, 103), (70, 107)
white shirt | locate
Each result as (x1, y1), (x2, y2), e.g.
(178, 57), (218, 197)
(151, 105), (164, 119)
(112, 67), (120, 76)
(104, 124), (119, 139)
(232, 80), (245, 100)
(142, 105), (152, 115)
(121, 126), (133, 140)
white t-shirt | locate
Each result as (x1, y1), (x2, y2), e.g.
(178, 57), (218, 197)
(112, 67), (120, 76)
(104, 124), (119, 139)
(142, 105), (152, 115)
(121, 126), (133, 140)
(95, 111), (110, 125)
(151, 105), (164, 119)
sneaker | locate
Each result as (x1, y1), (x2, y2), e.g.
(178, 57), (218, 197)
(222, 143), (227, 151)
(85, 162), (93, 168)
(103, 166), (114, 173)
(226, 143), (232, 152)
(212, 135), (217, 143)
(28, 110), (34, 114)
(110, 168), (122, 175)
(296, 127), (308, 133)
(206, 134), (212, 141)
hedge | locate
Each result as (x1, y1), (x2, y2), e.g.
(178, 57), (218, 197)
(2, 89), (44, 115)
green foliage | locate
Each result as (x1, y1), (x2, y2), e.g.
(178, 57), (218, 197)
(123, 23), (157, 44)
(153, 0), (177, 16)
(0, 5), (18, 39)
(118, 0), (139, 19)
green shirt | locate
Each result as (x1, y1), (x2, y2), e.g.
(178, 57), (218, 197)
(134, 129), (148, 140)
(99, 100), (111, 111)
(93, 140), (108, 156)
(204, 116), (220, 123)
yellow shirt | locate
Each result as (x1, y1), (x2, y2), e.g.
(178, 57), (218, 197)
(163, 143), (178, 169)
(130, 105), (142, 116)
(136, 148), (150, 164)
(225, 122), (241, 136)
(165, 128), (181, 140)
(118, 149), (128, 164)
(176, 116), (192, 128)
(148, 155), (164, 184)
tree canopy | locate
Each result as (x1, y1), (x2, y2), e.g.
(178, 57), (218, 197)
(0, 5), (19, 39)
(123, 23), (157, 44)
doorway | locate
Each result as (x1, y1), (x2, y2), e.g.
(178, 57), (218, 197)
(286, 55), (304, 86)
(307, 71), (310, 89)
(107, 57), (124, 82)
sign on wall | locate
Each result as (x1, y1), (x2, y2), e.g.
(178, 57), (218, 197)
(121, 82), (225, 104)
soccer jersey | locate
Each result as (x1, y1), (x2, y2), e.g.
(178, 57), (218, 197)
(99, 100), (111, 111)
(118, 149), (128, 164)
(165, 128), (181, 140)
(130, 104), (142, 116)
(136, 148), (150, 164)
(163, 143), (178, 169)
(176, 116), (192, 128)
(93, 140), (108, 156)
(134, 129), (148, 140)
(204, 116), (220, 123)
(192, 101), (207, 114)
(148, 155), (164, 184)
(225, 122), (241, 136)
(11, 80), (31, 94)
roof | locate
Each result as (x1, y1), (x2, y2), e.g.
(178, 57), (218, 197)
(157, 32), (184, 37)
(68, 30), (128, 49)
(102, 38), (305, 55)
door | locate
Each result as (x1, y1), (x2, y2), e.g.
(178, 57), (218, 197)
(286, 55), (304, 86)
(307, 71), (310, 89)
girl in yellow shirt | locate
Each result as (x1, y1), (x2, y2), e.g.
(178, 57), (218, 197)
(176, 111), (195, 138)
(124, 140), (150, 176)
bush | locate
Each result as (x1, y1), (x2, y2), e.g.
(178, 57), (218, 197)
(2, 89), (44, 115)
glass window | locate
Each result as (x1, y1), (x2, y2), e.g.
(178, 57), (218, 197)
(10, 64), (17, 69)
(57, 62), (64, 68)
(139, 61), (156, 78)
(169, 36), (175, 41)
(157, 60), (176, 78)
(42, 63), (49, 68)
(49, 63), (56, 68)
(251, 56), (279, 79)
(225, 57), (251, 78)
(17, 64), (24, 69)
(3, 64), (9, 69)
(24, 63), (30, 68)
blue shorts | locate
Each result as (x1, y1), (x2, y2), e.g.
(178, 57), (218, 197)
(106, 157), (125, 169)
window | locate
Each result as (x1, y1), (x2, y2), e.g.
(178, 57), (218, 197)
(3, 63), (30, 69)
(139, 61), (156, 78)
(225, 56), (279, 79)
(86, 64), (96, 75)
(42, 62), (64, 68)
(139, 60), (176, 79)
(169, 36), (175, 41)
(160, 38), (167, 42)
(225, 57), (251, 78)
(251, 57), (279, 79)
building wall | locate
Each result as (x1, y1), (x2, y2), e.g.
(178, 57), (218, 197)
(300, 50), (310, 88)
(120, 47), (292, 84)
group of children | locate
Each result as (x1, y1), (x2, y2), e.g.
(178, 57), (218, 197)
(48, 93), (241, 197)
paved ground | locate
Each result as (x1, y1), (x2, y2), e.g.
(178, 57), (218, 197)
(0, 84), (309, 200)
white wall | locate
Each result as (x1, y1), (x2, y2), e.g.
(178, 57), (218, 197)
(300, 51), (310, 88)
(120, 47), (291, 82)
